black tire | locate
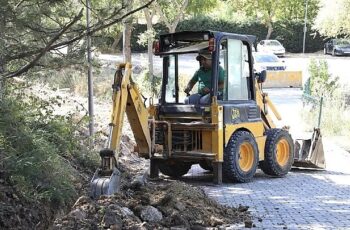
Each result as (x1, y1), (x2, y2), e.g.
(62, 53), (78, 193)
(260, 129), (294, 177)
(199, 160), (213, 171)
(159, 161), (191, 178)
(223, 131), (259, 182)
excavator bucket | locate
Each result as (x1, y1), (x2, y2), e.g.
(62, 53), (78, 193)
(293, 128), (326, 169)
(90, 149), (121, 199)
(90, 166), (121, 199)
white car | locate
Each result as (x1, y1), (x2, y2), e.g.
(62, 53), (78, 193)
(257, 40), (286, 56)
(253, 52), (286, 73)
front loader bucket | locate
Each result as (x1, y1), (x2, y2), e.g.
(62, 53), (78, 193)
(293, 128), (326, 169)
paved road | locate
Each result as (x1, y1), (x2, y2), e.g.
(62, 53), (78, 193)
(181, 88), (350, 229)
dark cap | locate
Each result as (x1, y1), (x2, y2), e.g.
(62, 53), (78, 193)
(196, 50), (212, 61)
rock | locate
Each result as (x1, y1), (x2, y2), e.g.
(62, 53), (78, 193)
(102, 209), (123, 228)
(140, 206), (163, 222)
(69, 208), (86, 220)
(244, 220), (253, 228)
(108, 204), (122, 211)
(130, 175), (147, 190)
(209, 216), (224, 226)
(174, 201), (186, 211)
(238, 205), (249, 212)
(121, 207), (134, 217)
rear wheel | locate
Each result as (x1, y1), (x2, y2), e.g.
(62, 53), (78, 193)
(260, 129), (294, 176)
(159, 161), (191, 178)
(223, 131), (259, 182)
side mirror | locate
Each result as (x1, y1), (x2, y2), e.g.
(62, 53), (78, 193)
(256, 70), (267, 83)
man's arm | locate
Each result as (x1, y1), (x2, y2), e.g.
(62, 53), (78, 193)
(184, 80), (196, 94)
(184, 71), (198, 94)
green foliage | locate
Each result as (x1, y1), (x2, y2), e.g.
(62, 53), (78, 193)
(127, 17), (324, 52)
(302, 59), (349, 137)
(138, 71), (162, 97)
(1, 0), (154, 78)
(314, 0), (350, 37)
(187, 0), (218, 16)
(307, 59), (339, 99)
(0, 82), (98, 206)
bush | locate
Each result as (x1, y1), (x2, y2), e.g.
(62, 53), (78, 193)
(0, 82), (98, 207)
(302, 59), (349, 137)
(123, 17), (326, 53)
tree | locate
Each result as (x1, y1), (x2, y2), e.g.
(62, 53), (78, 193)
(0, 0), (155, 79)
(154, 0), (189, 33)
(228, 0), (319, 39)
(143, 7), (156, 84)
(314, 0), (350, 37)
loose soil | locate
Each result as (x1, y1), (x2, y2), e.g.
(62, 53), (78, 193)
(1, 84), (253, 229)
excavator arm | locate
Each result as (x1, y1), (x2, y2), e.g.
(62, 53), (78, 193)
(90, 63), (152, 198)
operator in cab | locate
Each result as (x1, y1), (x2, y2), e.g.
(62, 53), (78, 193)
(184, 50), (225, 104)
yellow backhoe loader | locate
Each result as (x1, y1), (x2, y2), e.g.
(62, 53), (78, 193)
(90, 31), (325, 198)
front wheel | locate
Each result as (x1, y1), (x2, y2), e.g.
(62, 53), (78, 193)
(223, 131), (259, 182)
(260, 129), (294, 177)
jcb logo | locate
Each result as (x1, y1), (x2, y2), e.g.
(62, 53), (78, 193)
(231, 108), (240, 120)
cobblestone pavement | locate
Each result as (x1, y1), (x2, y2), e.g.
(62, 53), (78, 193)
(182, 138), (350, 229)
(184, 152), (350, 229)
(181, 88), (350, 229)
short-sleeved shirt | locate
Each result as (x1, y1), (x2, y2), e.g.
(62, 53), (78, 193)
(190, 66), (225, 95)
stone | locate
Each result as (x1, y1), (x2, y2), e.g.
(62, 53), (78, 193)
(102, 209), (123, 228)
(140, 206), (163, 222)
(121, 207), (134, 217)
(69, 209), (86, 220)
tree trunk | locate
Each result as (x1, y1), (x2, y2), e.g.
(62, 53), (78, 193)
(111, 32), (123, 52)
(0, 58), (5, 100)
(123, 0), (134, 63)
(266, 21), (273, 40)
(144, 7), (154, 92)
(154, 0), (189, 33)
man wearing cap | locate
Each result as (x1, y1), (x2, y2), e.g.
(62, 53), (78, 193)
(184, 50), (225, 104)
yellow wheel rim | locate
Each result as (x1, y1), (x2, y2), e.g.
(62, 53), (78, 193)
(276, 139), (290, 167)
(239, 143), (255, 172)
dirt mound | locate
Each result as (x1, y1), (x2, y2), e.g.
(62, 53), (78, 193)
(53, 180), (251, 229)
(53, 135), (252, 229)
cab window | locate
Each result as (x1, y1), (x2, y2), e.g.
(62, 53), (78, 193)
(222, 39), (249, 100)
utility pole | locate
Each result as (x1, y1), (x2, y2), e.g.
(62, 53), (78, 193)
(86, 0), (94, 143)
(302, 0), (308, 53)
